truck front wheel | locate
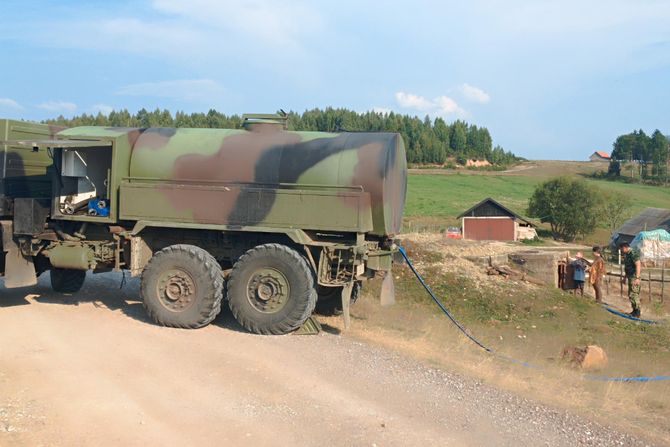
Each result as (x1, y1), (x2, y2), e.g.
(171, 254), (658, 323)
(227, 244), (316, 335)
(140, 244), (224, 329)
(50, 268), (86, 293)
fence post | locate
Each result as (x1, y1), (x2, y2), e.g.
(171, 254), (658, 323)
(662, 262), (666, 304)
(619, 249), (623, 299)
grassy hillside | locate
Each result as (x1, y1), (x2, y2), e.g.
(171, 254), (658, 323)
(406, 168), (670, 220)
(406, 174), (538, 218)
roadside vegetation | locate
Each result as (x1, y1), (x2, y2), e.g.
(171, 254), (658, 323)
(527, 177), (632, 241)
(322, 238), (670, 444)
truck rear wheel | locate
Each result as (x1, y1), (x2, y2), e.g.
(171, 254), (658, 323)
(140, 244), (223, 329)
(227, 244), (316, 335)
(50, 268), (86, 293)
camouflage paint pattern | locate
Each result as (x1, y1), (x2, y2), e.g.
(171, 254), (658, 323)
(627, 280), (641, 312)
(53, 124), (407, 238)
(0, 119), (65, 204)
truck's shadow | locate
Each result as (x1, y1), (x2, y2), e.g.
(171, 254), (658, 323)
(0, 286), (32, 306)
(1, 271), (248, 333)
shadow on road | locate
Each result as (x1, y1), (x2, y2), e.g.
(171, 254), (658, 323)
(319, 323), (342, 335)
(211, 311), (249, 334)
(0, 286), (32, 307)
(0, 271), (253, 333)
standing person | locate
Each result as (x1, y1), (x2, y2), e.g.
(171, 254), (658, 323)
(590, 246), (605, 303)
(619, 242), (642, 317)
(571, 252), (587, 297)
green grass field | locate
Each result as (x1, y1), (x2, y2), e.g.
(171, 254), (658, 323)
(406, 171), (670, 220)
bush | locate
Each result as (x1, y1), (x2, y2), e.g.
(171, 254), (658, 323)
(521, 236), (544, 245)
(527, 177), (600, 242)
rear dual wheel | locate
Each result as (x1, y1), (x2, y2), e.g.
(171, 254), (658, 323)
(227, 244), (316, 335)
(140, 243), (317, 335)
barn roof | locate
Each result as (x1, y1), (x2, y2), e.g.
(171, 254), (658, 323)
(457, 197), (535, 226)
(615, 207), (670, 237)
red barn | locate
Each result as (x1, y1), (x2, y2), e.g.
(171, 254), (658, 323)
(458, 198), (536, 241)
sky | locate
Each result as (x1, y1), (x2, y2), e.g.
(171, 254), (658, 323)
(0, 0), (669, 160)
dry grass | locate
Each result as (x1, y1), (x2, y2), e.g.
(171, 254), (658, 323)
(327, 239), (670, 444)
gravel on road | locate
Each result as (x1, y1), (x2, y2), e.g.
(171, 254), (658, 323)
(0, 273), (657, 446)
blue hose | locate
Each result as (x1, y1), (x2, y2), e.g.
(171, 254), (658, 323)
(586, 374), (670, 383)
(602, 305), (658, 325)
(397, 246), (670, 383)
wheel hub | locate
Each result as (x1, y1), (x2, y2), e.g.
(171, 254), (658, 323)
(157, 269), (196, 311)
(247, 268), (290, 313)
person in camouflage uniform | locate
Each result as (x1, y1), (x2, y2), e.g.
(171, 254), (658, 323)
(619, 242), (642, 317)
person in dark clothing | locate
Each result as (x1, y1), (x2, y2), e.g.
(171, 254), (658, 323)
(619, 242), (642, 317)
(571, 252), (587, 297)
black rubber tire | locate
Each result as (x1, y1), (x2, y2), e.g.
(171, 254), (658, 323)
(140, 244), (224, 329)
(227, 244), (317, 335)
(314, 282), (361, 316)
(50, 268), (86, 293)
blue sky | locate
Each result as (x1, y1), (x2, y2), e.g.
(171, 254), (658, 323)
(1, 0), (669, 160)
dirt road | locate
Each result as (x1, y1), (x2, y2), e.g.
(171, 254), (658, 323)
(0, 273), (653, 446)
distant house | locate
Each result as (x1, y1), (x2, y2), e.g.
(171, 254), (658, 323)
(589, 151), (610, 162)
(465, 159), (491, 168)
(611, 207), (670, 246)
(457, 198), (537, 241)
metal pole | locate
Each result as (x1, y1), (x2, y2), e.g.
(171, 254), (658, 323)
(619, 249), (623, 298)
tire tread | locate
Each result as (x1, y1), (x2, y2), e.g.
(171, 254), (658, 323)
(140, 244), (223, 329)
(227, 243), (316, 335)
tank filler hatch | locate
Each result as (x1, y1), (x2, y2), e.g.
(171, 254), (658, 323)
(241, 112), (288, 132)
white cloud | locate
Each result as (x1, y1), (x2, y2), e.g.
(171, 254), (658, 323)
(491, 0), (670, 35)
(92, 103), (114, 115)
(151, 0), (322, 52)
(434, 96), (463, 115)
(395, 92), (434, 111)
(13, 1), (324, 76)
(116, 79), (225, 102)
(0, 98), (22, 109)
(395, 91), (467, 118)
(459, 83), (490, 103)
(37, 101), (77, 112)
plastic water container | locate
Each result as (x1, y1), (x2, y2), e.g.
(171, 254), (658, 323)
(88, 198), (110, 217)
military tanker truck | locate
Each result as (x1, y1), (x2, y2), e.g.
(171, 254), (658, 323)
(0, 114), (407, 334)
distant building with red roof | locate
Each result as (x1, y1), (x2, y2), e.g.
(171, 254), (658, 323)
(589, 151), (610, 162)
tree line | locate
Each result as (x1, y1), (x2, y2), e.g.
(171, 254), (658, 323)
(44, 107), (518, 166)
(609, 129), (669, 178)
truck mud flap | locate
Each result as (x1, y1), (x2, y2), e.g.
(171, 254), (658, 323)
(1, 221), (37, 288)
